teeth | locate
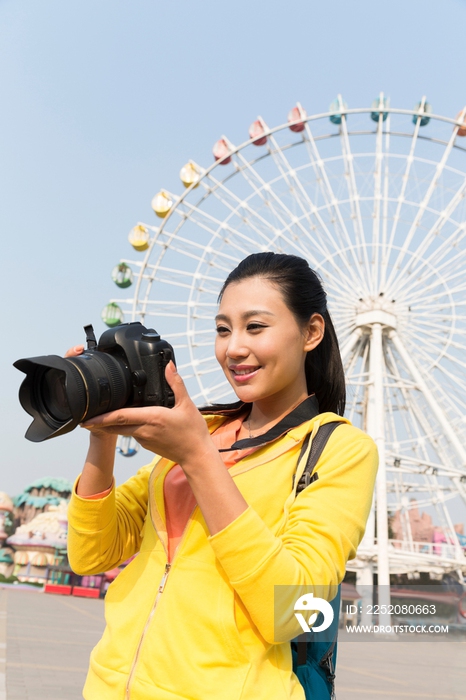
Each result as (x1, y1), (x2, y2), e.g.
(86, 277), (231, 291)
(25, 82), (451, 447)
(234, 368), (258, 375)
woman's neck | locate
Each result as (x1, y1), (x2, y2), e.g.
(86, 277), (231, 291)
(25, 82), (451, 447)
(245, 389), (310, 437)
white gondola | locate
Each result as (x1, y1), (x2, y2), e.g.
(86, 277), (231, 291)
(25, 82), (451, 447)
(116, 436), (139, 458)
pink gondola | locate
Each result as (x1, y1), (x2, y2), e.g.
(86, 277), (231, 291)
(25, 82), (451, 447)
(213, 138), (232, 164)
(248, 120), (267, 146)
(288, 106), (306, 133)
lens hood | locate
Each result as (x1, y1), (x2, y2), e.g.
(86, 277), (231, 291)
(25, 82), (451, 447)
(13, 355), (88, 442)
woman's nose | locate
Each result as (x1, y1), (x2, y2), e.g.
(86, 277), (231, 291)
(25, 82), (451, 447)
(225, 333), (249, 359)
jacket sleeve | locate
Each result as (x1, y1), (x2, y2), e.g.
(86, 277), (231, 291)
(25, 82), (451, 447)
(67, 463), (155, 575)
(207, 425), (378, 644)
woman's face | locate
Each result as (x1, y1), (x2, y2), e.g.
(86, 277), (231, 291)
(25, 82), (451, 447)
(215, 277), (324, 409)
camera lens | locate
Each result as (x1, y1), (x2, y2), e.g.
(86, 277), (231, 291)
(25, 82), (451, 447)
(41, 369), (72, 422)
(14, 350), (132, 442)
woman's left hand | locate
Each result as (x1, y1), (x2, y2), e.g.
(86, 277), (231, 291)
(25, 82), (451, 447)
(81, 362), (214, 466)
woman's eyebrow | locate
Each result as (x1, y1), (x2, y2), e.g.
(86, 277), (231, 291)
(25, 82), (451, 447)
(215, 310), (275, 322)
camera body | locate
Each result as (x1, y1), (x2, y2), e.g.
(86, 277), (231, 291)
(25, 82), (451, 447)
(94, 322), (175, 408)
(14, 322), (176, 443)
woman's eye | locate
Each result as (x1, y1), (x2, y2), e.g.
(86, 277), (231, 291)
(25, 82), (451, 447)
(247, 323), (266, 331)
(215, 326), (230, 334)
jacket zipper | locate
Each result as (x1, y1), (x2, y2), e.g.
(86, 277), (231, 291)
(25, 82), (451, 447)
(125, 506), (197, 699)
(125, 562), (171, 699)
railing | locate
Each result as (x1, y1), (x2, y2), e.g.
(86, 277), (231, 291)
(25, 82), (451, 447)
(388, 539), (464, 559)
(354, 538), (466, 567)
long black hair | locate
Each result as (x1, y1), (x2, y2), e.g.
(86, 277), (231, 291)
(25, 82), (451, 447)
(202, 252), (346, 416)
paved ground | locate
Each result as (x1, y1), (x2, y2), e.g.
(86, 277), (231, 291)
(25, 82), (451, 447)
(1, 586), (105, 700)
(336, 637), (466, 700)
(1, 585), (465, 699)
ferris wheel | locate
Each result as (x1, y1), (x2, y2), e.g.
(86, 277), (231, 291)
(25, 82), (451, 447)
(105, 94), (466, 581)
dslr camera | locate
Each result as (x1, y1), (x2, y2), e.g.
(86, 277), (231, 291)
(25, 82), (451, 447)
(14, 322), (176, 442)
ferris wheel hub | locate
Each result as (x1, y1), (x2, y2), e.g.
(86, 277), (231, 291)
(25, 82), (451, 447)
(354, 298), (397, 331)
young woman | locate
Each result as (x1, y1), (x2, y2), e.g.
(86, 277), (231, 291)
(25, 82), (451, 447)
(67, 252), (378, 700)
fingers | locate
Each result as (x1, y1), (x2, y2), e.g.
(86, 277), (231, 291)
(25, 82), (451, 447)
(82, 406), (164, 429)
(65, 344), (85, 358)
(164, 360), (187, 403)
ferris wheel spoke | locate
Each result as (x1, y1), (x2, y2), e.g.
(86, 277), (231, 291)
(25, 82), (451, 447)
(344, 333), (366, 376)
(405, 329), (466, 371)
(264, 128), (365, 286)
(400, 276), (466, 306)
(394, 261), (465, 302)
(406, 318), (455, 338)
(202, 169), (294, 242)
(198, 173), (299, 250)
(403, 342), (466, 414)
(410, 330), (466, 357)
(156, 222), (230, 260)
(340, 328), (364, 364)
(380, 126), (392, 294)
(174, 200), (275, 257)
(302, 118), (362, 258)
(409, 318), (465, 345)
(132, 306), (192, 318)
(191, 378), (234, 404)
(332, 320), (360, 343)
(384, 123), (461, 292)
(231, 148), (306, 228)
(398, 455), (462, 479)
(405, 177), (466, 276)
(386, 342), (441, 450)
(404, 223), (466, 296)
(424, 358), (466, 401)
(388, 377), (419, 448)
(143, 258), (224, 287)
(385, 376), (461, 530)
(384, 384), (397, 449)
(339, 114), (373, 288)
(391, 330), (466, 439)
(428, 241), (466, 286)
(168, 243), (238, 276)
(381, 104), (425, 290)
(411, 303), (466, 315)
(143, 228), (239, 279)
(345, 335), (370, 424)
(246, 213), (361, 297)
(228, 147), (361, 293)
(213, 150), (364, 295)
(152, 329), (214, 341)
(415, 240), (466, 288)
(395, 218), (466, 298)
(370, 110), (387, 296)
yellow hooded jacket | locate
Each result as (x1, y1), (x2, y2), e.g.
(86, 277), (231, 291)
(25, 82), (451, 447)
(67, 407), (378, 700)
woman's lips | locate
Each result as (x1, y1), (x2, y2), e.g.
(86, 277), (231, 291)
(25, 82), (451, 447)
(229, 366), (261, 382)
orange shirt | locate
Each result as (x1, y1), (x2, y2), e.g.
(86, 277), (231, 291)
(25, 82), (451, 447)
(164, 415), (254, 560)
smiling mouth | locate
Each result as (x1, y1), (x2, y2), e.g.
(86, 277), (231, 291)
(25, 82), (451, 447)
(230, 366), (261, 378)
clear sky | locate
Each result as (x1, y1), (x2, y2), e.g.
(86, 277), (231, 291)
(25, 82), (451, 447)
(2, 0), (466, 531)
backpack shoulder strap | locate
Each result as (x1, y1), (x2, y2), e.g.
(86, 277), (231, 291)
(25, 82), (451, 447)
(295, 421), (341, 495)
(292, 421), (343, 696)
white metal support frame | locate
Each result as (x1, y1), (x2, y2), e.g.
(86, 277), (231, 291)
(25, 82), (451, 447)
(369, 322), (391, 625)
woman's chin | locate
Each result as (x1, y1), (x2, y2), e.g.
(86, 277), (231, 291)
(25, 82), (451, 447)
(231, 385), (265, 404)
